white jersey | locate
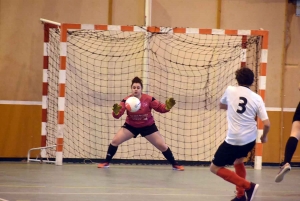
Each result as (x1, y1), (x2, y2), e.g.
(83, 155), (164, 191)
(220, 86), (268, 145)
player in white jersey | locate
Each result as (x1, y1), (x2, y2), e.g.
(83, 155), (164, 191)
(275, 84), (300, 183)
(209, 67), (271, 201)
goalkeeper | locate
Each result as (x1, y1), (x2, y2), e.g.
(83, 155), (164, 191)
(98, 76), (184, 171)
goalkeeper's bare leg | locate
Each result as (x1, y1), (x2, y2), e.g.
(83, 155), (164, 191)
(145, 131), (184, 171)
(98, 127), (134, 168)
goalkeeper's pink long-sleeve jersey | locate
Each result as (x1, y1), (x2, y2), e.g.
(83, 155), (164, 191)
(112, 94), (170, 128)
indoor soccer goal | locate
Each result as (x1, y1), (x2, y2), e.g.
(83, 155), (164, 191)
(41, 22), (268, 168)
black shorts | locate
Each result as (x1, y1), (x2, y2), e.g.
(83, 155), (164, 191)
(212, 140), (256, 167)
(293, 102), (300, 122)
(122, 123), (158, 138)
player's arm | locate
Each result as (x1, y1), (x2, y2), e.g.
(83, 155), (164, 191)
(150, 97), (173, 113)
(219, 103), (228, 110)
(257, 99), (271, 143)
(219, 87), (228, 110)
(112, 100), (126, 119)
(260, 119), (271, 143)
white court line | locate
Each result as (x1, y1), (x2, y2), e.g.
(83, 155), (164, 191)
(0, 192), (241, 197)
(0, 100), (42, 105)
(0, 185), (45, 188)
(0, 198), (9, 201)
(0, 192), (297, 198)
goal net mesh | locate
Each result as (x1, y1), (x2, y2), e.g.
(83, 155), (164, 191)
(45, 27), (261, 164)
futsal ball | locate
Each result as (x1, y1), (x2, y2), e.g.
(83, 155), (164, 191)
(125, 97), (141, 112)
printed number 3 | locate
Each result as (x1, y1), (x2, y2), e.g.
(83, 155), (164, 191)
(237, 97), (247, 114)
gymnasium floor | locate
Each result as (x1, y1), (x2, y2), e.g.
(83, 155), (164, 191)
(0, 162), (299, 201)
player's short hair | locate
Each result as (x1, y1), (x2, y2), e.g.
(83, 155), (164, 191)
(131, 77), (143, 88)
(235, 67), (254, 86)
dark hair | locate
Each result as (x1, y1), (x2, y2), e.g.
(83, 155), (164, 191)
(235, 67), (254, 86)
(131, 76), (143, 88)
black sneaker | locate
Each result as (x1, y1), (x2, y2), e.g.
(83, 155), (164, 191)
(245, 182), (259, 201)
(231, 195), (246, 201)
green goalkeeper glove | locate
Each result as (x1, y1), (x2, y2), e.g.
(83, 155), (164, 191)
(112, 103), (122, 115)
(165, 98), (176, 110)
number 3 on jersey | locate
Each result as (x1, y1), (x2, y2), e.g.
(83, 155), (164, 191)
(237, 97), (247, 114)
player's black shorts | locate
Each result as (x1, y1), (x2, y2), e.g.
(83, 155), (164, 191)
(212, 140), (256, 167)
(122, 123), (158, 138)
(293, 102), (300, 122)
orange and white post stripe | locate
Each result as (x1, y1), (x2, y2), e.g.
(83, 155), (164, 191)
(42, 23), (59, 159)
(252, 30), (268, 170)
(56, 24), (80, 165)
